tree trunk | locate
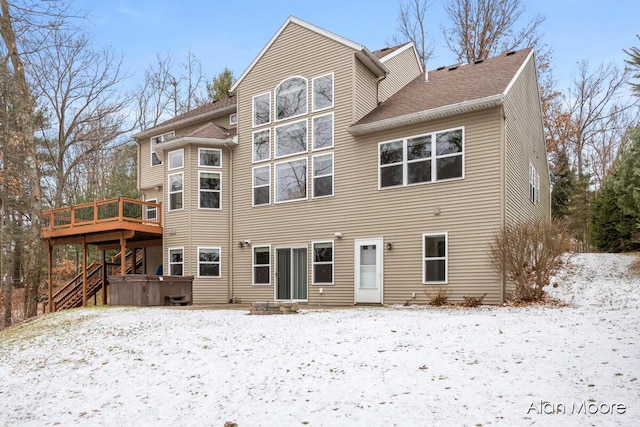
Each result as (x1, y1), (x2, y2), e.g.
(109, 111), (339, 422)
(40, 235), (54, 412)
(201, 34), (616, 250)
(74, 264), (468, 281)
(1, 0), (44, 319)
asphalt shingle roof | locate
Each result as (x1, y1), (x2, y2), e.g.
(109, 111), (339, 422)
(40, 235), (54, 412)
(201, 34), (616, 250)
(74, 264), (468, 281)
(354, 48), (532, 126)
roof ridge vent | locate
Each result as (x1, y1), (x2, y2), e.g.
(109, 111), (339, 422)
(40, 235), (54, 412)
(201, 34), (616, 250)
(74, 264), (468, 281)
(448, 65), (458, 71)
(474, 59), (484, 64)
(506, 50), (516, 56)
(436, 66), (446, 71)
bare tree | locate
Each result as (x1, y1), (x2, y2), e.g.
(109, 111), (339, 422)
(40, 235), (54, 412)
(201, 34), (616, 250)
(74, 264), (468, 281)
(28, 28), (132, 207)
(392, 0), (434, 67)
(442, 0), (544, 63)
(135, 50), (206, 131)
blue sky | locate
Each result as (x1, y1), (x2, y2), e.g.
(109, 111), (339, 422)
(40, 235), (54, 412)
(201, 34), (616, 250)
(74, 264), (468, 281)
(75, 0), (639, 92)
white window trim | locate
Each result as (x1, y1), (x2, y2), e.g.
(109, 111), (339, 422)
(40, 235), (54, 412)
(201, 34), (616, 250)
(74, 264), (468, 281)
(252, 245), (271, 286)
(274, 119), (308, 159)
(198, 147), (222, 168)
(312, 152), (334, 199)
(197, 246), (221, 278)
(150, 131), (174, 167)
(198, 170), (222, 210)
(252, 164), (271, 207)
(145, 198), (157, 221)
(311, 240), (334, 285)
(274, 157), (308, 204)
(312, 72), (334, 113)
(422, 232), (448, 285)
(311, 112), (334, 151)
(274, 75), (308, 123)
(378, 127), (465, 190)
(252, 128), (271, 163)
(167, 172), (184, 212)
(168, 247), (184, 276)
(252, 92), (271, 128)
(167, 148), (184, 171)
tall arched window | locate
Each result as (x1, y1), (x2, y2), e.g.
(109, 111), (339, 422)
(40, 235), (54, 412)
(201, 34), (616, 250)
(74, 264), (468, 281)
(275, 76), (307, 120)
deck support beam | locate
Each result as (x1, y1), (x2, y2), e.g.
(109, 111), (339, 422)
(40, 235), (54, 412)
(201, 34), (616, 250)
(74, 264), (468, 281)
(120, 232), (127, 275)
(101, 250), (108, 305)
(82, 236), (88, 307)
(47, 243), (53, 313)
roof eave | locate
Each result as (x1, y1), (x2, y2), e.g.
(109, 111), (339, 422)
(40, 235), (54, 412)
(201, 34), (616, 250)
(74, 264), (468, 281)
(154, 136), (237, 154)
(133, 104), (237, 141)
(356, 49), (389, 78)
(348, 94), (504, 136)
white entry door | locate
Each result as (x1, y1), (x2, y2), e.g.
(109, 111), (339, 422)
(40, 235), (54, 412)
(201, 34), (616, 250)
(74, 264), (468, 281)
(354, 238), (383, 303)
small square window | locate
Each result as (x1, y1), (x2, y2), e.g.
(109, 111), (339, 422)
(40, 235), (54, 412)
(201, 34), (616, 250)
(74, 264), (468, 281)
(199, 148), (221, 168)
(168, 149), (184, 170)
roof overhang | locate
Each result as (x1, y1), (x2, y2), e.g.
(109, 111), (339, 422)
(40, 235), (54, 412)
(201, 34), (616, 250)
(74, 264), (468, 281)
(133, 104), (236, 141)
(154, 136), (238, 155)
(355, 49), (388, 78)
(348, 94), (504, 136)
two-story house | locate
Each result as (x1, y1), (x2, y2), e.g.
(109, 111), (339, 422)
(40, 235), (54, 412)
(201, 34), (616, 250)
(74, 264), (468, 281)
(129, 16), (550, 306)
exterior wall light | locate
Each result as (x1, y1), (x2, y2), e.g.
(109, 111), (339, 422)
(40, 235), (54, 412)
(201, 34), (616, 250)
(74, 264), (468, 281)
(386, 242), (393, 250)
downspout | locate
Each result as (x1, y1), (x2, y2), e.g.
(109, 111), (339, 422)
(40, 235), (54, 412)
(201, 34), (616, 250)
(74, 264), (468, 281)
(224, 142), (233, 302)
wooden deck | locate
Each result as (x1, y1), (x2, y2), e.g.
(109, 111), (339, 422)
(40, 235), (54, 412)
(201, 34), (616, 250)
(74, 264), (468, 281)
(41, 197), (163, 243)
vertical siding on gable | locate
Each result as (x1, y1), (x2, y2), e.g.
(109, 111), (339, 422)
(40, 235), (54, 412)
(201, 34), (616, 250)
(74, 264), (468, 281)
(503, 56), (551, 224)
(379, 48), (422, 102)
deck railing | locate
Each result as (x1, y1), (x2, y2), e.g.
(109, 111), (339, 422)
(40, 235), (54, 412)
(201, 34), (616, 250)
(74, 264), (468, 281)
(41, 197), (162, 237)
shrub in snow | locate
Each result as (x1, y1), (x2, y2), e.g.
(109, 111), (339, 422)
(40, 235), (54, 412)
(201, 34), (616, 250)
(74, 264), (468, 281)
(489, 218), (570, 302)
(425, 287), (450, 306)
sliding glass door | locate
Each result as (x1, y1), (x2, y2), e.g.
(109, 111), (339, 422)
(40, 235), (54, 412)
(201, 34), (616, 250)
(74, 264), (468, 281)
(276, 247), (307, 301)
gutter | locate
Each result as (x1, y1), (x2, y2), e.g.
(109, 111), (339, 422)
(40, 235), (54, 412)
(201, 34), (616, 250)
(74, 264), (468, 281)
(348, 94), (504, 136)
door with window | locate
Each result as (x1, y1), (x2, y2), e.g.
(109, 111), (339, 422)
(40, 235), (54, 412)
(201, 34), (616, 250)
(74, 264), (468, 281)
(276, 247), (308, 301)
(354, 238), (383, 303)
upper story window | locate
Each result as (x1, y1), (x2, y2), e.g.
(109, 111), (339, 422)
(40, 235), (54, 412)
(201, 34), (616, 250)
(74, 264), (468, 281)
(275, 120), (307, 158)
(312, 113), (333, 150)
(168, 172), (183, 211)
(252, 165), (270, 206)
(145, 198), (157, 221)
(253, 92), (270, 127)
(529, 163), (540, 204)
(167, 148), (184, 170)
(312, 73), (333, 111)
(199, 148), (221, 168)
(253, 129), (271, 162)
(275, 76), (307, 121)
(150, 131), (175, 167)
(379, 128), (464, 189)
(312, 153), (333, 198)
(275, 158), (307, 203)
(199, 171), (221, 209)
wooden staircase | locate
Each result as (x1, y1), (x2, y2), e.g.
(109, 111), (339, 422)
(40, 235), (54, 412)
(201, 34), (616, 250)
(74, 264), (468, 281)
(50, 250), (144, 311)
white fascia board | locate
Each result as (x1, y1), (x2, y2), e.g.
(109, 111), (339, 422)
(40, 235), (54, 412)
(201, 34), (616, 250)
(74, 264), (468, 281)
(154, 136), (237, 154)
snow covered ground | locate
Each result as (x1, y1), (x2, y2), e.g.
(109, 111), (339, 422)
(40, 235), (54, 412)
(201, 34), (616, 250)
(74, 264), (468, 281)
(0, 253), (638, 427)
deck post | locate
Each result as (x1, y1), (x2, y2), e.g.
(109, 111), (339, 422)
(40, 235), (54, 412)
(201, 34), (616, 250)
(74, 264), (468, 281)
(47, 242), (53, 313)
(82, 236), (88, 307)
(102, 250), (108, 305)
(120, 232), (126, 275)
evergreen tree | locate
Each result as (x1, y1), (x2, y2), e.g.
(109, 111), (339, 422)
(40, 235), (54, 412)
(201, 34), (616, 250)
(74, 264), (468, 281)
(624, 35), (640, 96)
(590, 128), (640, 252)
(206, 67), (235, 102)
(550, 149), (575, 219)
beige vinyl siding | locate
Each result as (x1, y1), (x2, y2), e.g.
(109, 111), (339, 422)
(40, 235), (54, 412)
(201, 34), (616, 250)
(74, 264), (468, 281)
(232, 22), (360, 304)
(353, 59), (379, 122)
(379, 47), (422, 102)
(162, 145), (231, 303)
(138, 138), (164, 190)
(503, 55), (551, 224)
